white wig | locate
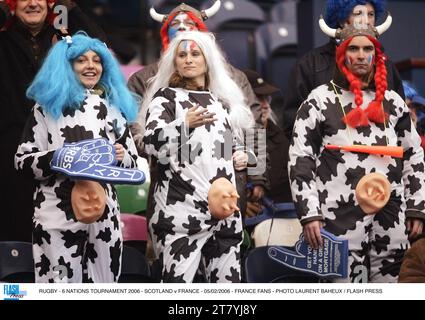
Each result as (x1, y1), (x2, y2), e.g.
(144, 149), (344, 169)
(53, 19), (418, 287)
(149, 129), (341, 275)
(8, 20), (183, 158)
(141, 31), (254, 141)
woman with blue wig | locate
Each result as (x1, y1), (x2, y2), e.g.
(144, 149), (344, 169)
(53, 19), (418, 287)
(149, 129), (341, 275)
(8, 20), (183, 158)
(14, 33), (140, 283)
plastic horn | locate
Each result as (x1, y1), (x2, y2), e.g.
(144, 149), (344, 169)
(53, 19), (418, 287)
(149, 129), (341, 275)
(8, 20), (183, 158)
(325, 144), (403, 158)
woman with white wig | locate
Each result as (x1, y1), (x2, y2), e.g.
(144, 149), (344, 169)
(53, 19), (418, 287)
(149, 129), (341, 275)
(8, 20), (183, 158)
(143, 31), (254, 282)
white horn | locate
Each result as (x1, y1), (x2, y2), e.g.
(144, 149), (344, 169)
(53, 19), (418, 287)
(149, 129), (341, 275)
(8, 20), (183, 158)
(319, 15), (337, 38)
(150, 7), (166, 23)
(375, 13), (392, 35)
(203, 0), (221, 19)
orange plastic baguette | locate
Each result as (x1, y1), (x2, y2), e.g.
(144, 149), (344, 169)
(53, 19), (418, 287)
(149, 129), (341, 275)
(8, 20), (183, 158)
(325, 144), (404, 158)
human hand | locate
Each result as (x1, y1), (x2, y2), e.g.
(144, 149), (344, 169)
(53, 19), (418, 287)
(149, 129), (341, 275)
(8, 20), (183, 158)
(245, 201), (262, 218)
(185, 104), (216, 129)
(406, 218), (424, 240)
(303, 220), (324, 249)
(114, 143), (125, 162)
(232, 150), (248, 171)
(249, 185), (265, 202)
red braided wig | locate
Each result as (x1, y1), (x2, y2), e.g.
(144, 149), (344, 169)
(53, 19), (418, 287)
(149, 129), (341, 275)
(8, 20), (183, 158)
(160, 11), (208, 51)
(366, 36), (388, 124)
(336, 35), (388, 127)
(5, 0), (57, 27)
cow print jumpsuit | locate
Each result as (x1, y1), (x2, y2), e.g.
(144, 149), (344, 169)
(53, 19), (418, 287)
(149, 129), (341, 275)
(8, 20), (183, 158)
(15, 91), (140, 283)
(144, 87), (243, 283)
(289, 82), (425, 282)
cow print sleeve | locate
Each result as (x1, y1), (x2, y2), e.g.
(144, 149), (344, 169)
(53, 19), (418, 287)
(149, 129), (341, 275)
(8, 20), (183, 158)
(117, 124), (140, 169)
(15, 105), (55, 180)
(288, 97), (324, 224)
(394, 97), (425, 220)
(143, 88), (186, 158)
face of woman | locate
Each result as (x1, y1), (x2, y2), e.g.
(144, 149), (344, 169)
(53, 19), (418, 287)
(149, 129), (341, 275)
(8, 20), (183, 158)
(175, 40), (207, 85)
(73, 50), (103, 89)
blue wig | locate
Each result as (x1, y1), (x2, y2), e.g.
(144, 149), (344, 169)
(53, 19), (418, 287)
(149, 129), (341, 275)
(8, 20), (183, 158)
(27, 32), (138, 122)
(325, 0), (386, 28)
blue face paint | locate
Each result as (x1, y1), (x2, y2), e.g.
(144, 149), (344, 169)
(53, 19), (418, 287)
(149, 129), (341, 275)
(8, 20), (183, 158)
(345, 57), (351, 66)
(367, 54), (374, 66)
(181, 40), (191, 53)
(168, 27), (178, 41)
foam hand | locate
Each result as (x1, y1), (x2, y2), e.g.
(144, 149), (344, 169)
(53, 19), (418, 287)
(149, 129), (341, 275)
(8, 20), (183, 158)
(267, 230), (348, 278)
(51, 138), (145, 184)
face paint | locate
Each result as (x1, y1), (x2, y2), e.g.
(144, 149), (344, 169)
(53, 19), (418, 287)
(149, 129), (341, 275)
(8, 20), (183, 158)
(345, 56), (354, 66)
(181, 40), (197, 53)
(367, 54), (374, 66)
(168, 13), (196, 40)
(344, 36), (375, 77)
(168, 27), (178, 41)
(175, 40), (207, 87)
(182, 40), (191, 53)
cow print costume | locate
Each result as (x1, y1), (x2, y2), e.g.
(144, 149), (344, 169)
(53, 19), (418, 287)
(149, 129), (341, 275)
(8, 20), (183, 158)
(289, 80), (425, 282)
(144, 87), (243, 283)
(15, 91), (140, 283)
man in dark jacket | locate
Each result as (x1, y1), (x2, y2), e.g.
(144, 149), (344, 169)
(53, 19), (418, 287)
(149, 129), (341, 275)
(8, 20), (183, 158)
(0, 0), (107, 242)
(281, 0), (404, 140)
(399, 235), (425, 283)
(243, 70), (292, 217)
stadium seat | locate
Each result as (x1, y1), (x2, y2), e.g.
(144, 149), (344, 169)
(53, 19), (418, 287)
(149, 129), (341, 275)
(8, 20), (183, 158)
(270, 0), (298, 24)
(115, 182), (149, 215)
(245, 202), (302, 247)
(248, 0), (281, 12)
(120, 213), (148, 255)
(150, 0), (200, 8)
(202, 0), (266, 70)
(252, 218), (302, 247)
(107, 0), (142, 27)
(0, 242), (34, 283)
(118, 245), (152, 283)
(255, 22), (297, 94)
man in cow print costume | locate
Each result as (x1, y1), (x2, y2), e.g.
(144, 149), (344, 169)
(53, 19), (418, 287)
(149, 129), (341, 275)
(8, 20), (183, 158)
(289, 15), (425, 282)
(143, 31), (254, 282)
(15, 33), (140, 283)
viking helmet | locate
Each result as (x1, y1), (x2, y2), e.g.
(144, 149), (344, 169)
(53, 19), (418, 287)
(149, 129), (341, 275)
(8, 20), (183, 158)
(319, 12), (392, 42)
(150, 0), (221, 23)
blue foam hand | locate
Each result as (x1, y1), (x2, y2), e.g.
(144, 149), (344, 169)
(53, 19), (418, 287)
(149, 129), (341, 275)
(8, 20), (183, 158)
(267, 230), (349, 278)
(51, 138), (145, 185)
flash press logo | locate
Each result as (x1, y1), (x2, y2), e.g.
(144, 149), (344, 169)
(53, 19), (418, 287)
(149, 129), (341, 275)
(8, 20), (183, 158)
(3, 284), (27, 300)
